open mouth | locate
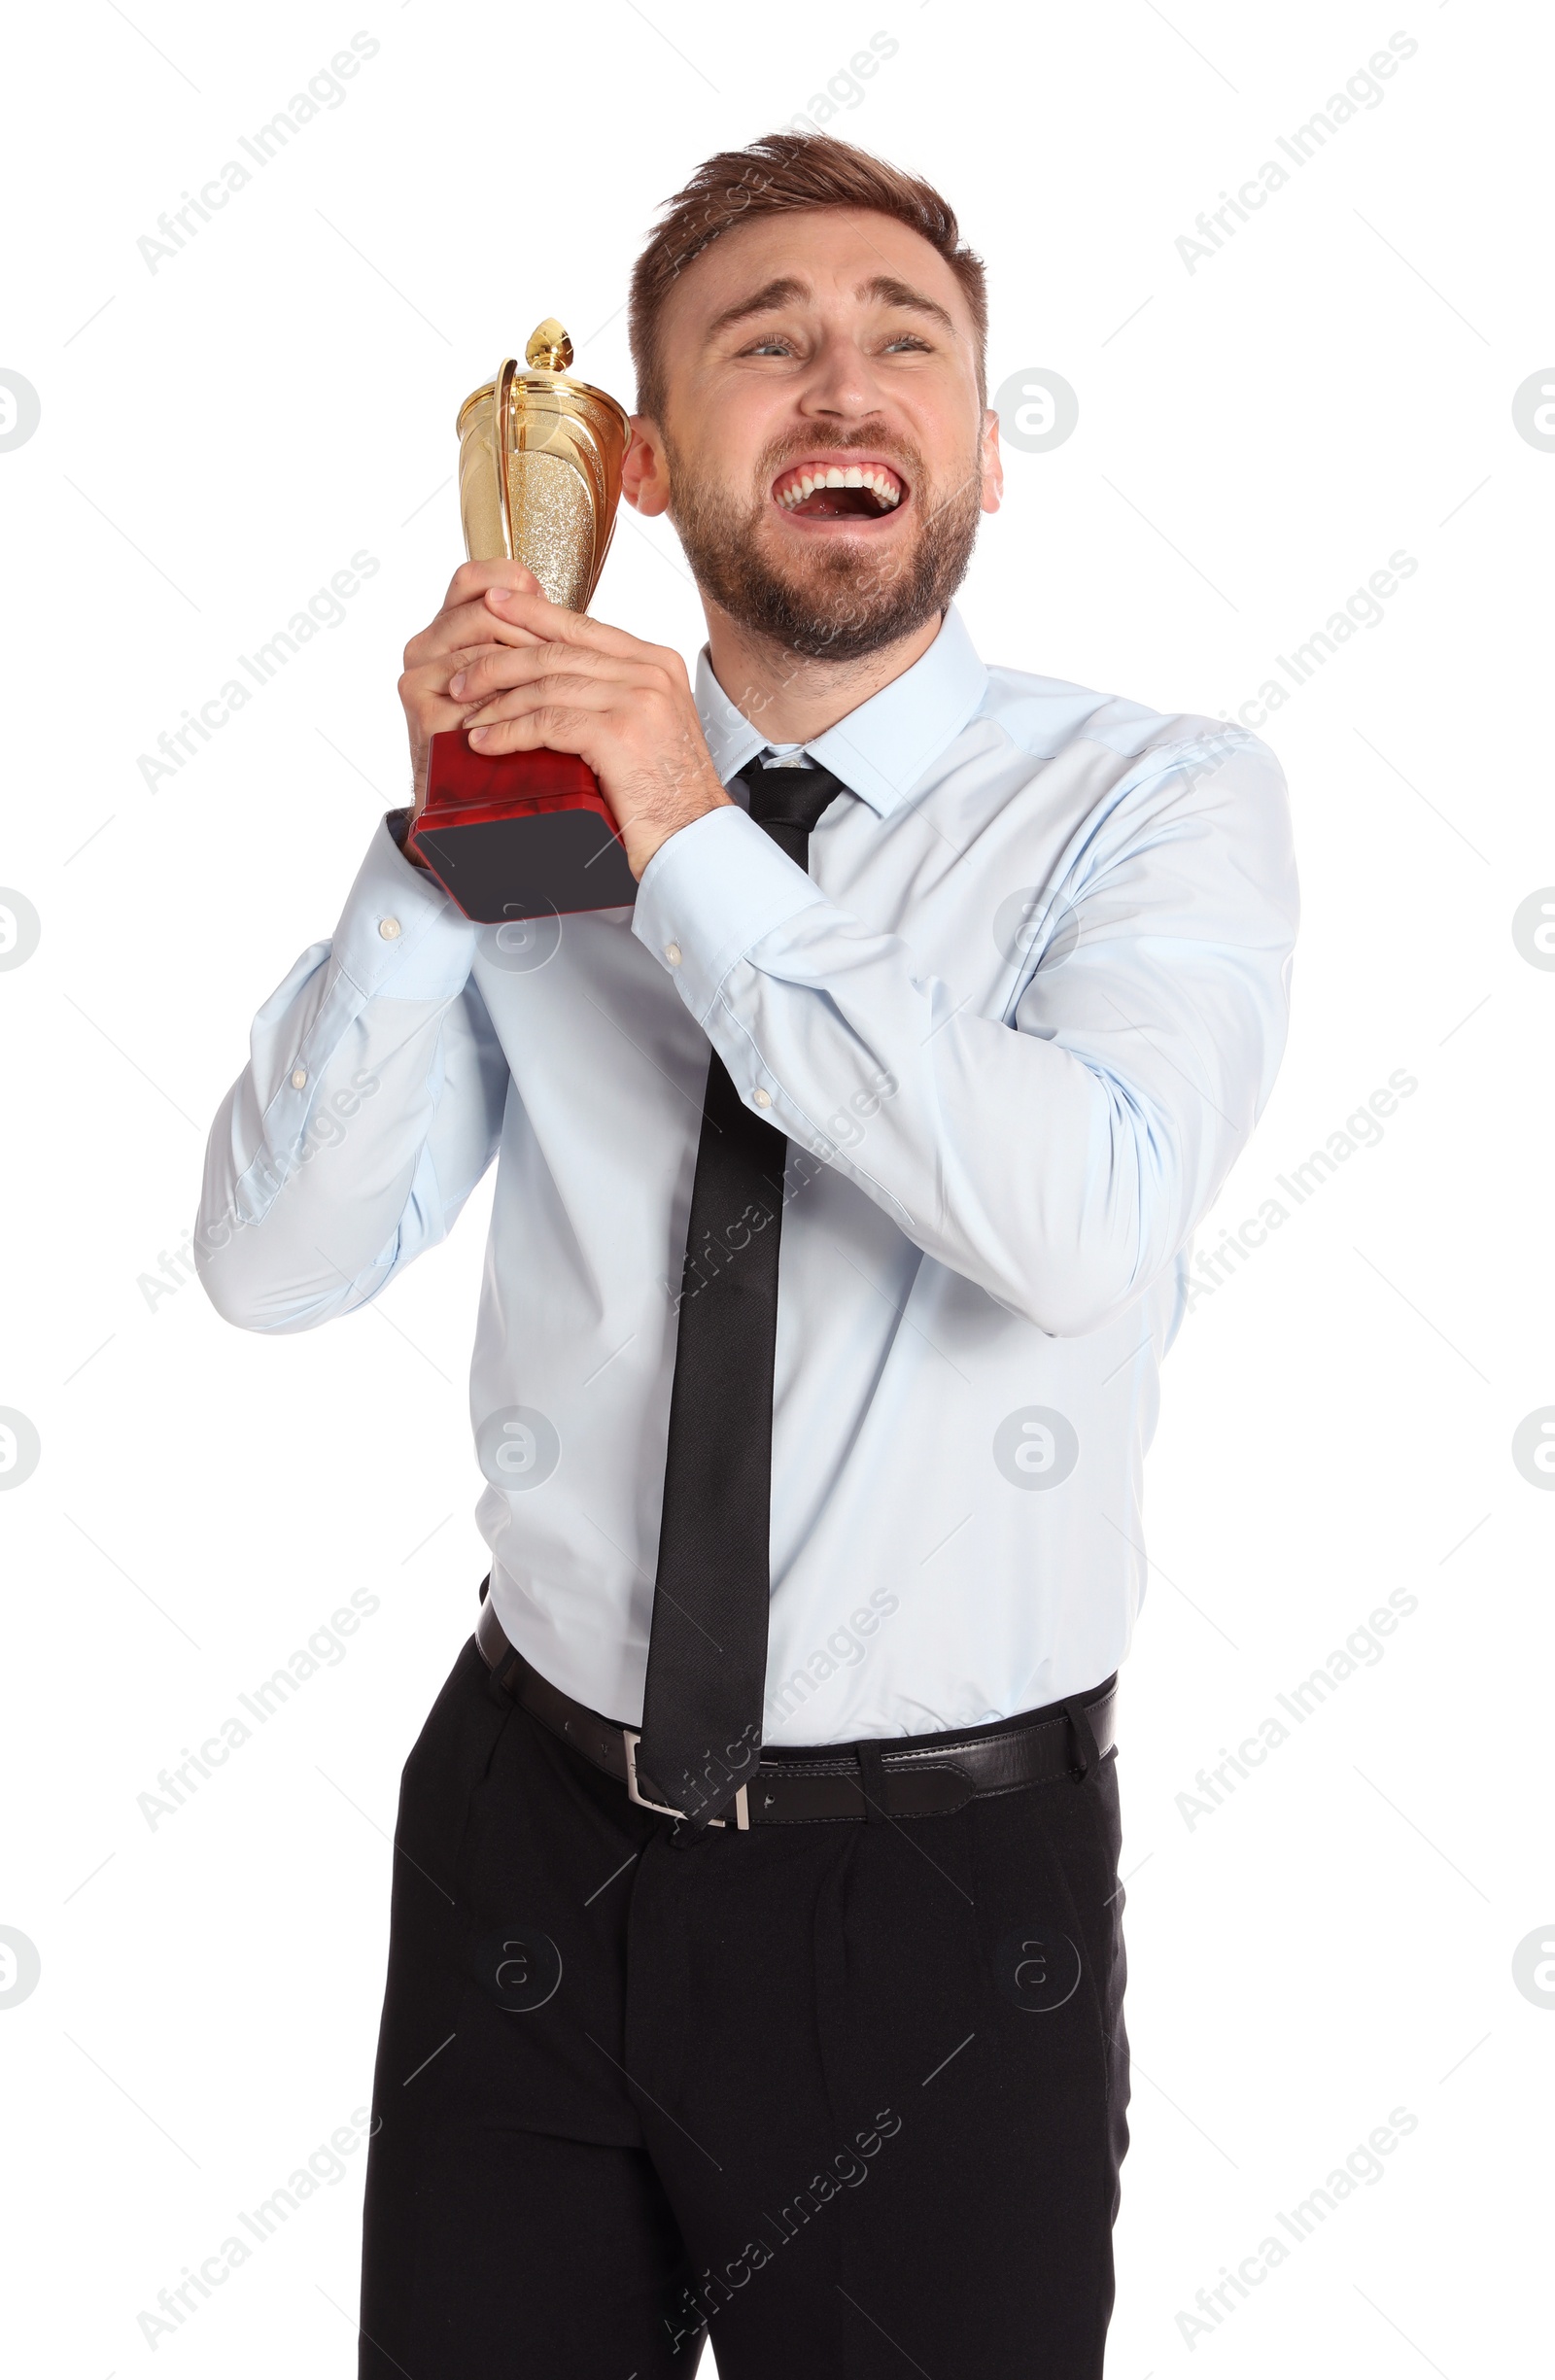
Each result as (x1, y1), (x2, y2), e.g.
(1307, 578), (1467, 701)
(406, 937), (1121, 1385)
(772, 459), (907, 521)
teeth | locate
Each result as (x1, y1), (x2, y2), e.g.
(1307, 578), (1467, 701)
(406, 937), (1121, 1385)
(775, 465), (904, 508)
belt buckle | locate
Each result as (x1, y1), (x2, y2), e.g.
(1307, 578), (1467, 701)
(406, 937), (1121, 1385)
(622, 1732), (748, 1830)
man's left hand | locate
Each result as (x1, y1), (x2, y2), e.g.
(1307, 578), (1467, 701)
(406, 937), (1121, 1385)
(449, 584), (733, 879)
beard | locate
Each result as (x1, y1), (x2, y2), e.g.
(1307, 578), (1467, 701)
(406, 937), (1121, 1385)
(663, 427), (984, 664)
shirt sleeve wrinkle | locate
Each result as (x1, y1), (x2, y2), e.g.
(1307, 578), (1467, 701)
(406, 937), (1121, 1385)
(198, 818), (505, 1333)
(657, 736), (1295, 1340)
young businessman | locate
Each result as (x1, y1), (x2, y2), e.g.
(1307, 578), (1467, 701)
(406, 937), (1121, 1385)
(199, 133), (1297, 2378)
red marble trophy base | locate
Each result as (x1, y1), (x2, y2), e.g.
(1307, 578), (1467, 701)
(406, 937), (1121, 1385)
(406, 731), (637, 923)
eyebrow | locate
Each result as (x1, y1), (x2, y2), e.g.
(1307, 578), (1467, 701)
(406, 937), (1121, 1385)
(704, 271), (958, 343)
(856, 275), (957, 335)
(704, 276), (809, 340)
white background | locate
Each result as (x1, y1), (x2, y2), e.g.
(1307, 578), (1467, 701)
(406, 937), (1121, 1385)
(1, 1), (1549, 2371)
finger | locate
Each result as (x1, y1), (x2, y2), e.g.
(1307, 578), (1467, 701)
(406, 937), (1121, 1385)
(463, 673), (624, 729)
(397, 659), (488, 732)
(484, 583), (678, 669)
(449, 641), (658, 704)
(399, 638), (561, 714)
(466, 707), (595, 758)
(404, 597), (546, 672)
(441, 557), (541, 613)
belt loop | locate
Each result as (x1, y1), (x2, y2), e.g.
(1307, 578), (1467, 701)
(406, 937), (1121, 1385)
(1061, 1697), (1099, 1783)
(488, 1644), (522, 1705)
(857, 1739), (888, 1823)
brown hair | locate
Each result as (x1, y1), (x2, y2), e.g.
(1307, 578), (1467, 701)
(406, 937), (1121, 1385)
(627, 131), (987, 424)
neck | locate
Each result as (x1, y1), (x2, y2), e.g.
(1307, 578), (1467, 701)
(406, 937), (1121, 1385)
(702, 603), (944, 746)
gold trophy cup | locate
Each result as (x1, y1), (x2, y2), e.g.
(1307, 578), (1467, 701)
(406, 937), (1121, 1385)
(406, 320), (636, 921)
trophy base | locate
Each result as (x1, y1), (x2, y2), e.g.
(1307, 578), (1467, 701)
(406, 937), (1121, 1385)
(406, 731), (637, 923)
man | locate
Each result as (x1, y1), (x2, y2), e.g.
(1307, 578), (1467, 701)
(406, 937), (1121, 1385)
(199, 132), (1296, 2378)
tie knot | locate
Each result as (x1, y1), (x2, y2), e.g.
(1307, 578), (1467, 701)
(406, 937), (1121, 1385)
(740, 759), (847, 839)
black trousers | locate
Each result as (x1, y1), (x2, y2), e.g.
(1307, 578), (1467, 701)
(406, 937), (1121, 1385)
(359, 1636), (1130, 2377)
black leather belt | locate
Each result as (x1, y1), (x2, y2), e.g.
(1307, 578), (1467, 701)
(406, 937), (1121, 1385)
(474, 1590), (1117, 1828)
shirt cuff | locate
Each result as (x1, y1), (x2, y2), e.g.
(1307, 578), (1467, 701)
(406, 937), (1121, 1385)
(330, 811), (481, 1002)
(632, 804), (827, 1022)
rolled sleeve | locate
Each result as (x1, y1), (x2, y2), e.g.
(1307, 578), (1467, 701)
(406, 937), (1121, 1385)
(632, 805), (826, 1023)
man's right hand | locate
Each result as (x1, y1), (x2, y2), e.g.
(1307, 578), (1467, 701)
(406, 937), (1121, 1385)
(397, 558), (548, 816)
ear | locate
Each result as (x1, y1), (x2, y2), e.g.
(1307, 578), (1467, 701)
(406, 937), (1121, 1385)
(979, 406), (1004, 516)
(623, 416), (672, 516)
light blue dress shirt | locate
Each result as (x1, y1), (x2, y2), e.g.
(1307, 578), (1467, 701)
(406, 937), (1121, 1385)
(197, 604), (1298, 1742)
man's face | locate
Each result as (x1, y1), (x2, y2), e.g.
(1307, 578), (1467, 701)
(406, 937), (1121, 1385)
(628, 207), (1001, 662)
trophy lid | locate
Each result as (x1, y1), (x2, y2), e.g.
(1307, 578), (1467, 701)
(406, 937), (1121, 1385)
(525, 318), (573, 372)
(454, 321), (625, 432)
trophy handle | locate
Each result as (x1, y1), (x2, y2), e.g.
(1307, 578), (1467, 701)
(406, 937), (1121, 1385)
(492, 356), (519, 561)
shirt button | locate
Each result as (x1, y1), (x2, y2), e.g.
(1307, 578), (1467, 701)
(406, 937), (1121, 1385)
(291, 1067), (308, 1090)
(753, 1087), (773, 1109)
(664, 942), (682, 966)
(379, 916), (401, 940)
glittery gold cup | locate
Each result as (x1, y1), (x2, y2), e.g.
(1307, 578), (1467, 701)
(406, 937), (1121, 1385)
(454, 320), (631, 609)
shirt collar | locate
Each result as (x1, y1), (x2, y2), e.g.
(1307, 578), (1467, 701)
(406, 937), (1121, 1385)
(694, 602), (989, 818)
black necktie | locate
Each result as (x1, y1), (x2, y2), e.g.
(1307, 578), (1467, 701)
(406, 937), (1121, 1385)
(637, 759), (847, 1828)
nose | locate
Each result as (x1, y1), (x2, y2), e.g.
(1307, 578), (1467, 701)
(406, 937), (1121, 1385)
(794, 331), (888, 422)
